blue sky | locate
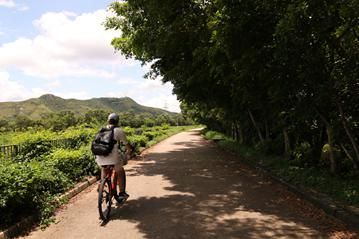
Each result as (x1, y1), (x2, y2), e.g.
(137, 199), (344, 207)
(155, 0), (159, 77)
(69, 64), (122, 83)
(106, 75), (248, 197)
(0, 0), (180, 112)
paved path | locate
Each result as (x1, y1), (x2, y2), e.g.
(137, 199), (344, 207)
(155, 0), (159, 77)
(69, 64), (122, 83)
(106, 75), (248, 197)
(19, 129), (357, 239)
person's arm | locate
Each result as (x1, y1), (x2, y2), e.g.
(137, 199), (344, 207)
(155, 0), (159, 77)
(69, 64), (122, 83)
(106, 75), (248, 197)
(115, 128), (132, 157)
(125, 143), (133, 157)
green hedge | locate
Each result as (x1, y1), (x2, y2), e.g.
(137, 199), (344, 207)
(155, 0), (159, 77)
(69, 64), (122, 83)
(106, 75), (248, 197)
(0, 160), (71, 227)
(45, 147), (98, 182)
(0, 146), (99, 229)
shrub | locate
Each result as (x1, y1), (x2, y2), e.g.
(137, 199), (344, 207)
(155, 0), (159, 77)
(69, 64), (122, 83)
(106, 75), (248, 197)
(12, 140), (52, 162)
(0, 160), (71, 228)
(10, 130), (58, 144)
(255, 137), (283, 156)
(204, 130), (226, 141)
(59, 127), (96, 148)
(143, 131), (161, 141)
(127, 135), (148, 147)
(45, 146), (98, 181)
(123, 126), (135, 136)
(291, 142), (317, 166)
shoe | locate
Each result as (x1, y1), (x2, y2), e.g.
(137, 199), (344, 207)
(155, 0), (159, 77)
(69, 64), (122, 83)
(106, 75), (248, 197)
(115, 192), (129, 204)
(118, 191), (129, 199)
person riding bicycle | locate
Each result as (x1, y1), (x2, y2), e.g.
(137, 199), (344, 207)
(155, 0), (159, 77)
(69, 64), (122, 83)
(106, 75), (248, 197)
(95, 113), (131, 201)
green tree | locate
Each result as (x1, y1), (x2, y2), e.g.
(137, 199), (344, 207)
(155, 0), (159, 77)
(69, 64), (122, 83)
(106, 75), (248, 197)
(106, 0), (359, 174)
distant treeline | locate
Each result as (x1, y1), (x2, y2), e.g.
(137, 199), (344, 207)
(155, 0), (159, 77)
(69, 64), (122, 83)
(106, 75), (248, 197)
(0, 109), (193, 132)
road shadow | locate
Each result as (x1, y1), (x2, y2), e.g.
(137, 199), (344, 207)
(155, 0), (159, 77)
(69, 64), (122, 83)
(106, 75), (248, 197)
(108, 130), (347, 238)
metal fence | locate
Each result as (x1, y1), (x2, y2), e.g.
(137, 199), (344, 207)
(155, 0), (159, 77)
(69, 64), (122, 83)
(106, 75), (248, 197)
(0, 144), (21, 159)
(0, 138), (77, 159)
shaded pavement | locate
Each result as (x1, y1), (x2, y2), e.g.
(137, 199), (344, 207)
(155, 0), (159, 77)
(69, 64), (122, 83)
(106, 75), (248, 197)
(19, 129), (358, 239)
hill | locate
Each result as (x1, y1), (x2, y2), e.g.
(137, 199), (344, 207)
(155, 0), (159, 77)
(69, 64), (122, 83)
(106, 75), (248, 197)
(0, 94), (177, 120)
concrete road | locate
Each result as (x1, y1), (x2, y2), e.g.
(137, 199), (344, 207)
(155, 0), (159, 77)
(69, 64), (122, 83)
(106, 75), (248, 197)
(19, 129), (357, 239)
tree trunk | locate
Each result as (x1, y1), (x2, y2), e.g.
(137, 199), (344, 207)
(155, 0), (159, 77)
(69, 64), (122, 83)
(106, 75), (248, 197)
(326, 125), (336, 174)
(340, 144), (358, 170)
(265, 119), (270, 140)
(248, 109), (264, 143)
(336, 100), (359, 168)
(317, 110), (336, 174)
(283, 128), (290, 156)
(231, 122), (236, 140)
(237, 123), (244, 144)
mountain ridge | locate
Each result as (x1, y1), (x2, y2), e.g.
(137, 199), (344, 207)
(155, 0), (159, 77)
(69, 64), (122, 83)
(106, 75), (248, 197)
(0, 94), (177, 120)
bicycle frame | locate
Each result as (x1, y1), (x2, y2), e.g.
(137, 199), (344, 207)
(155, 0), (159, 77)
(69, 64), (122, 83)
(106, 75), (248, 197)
(98, 165), (125, 222)
(102, 165), (117, 191)
(98, 165), (117, 222)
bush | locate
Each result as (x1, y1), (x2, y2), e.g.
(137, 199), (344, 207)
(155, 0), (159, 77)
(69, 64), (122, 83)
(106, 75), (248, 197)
(0, 160), (71, 228)
(10, 130), (58, 144)
(143, 131), (161, 141)
(127, 135), (148, 147)
(204, 130), (226, 141)
(13, 140), (52, 162)
(45, 146), (98, 182)
(291, 142), (317, 166)
(255, 137), (283, 156)
(59, 127), (96, 148)
(123, 126), (135, 136)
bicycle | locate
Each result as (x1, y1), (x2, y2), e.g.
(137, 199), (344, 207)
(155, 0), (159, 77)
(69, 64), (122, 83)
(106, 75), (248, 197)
(98, 164), (126, 221)
(98, 144), (136, 221)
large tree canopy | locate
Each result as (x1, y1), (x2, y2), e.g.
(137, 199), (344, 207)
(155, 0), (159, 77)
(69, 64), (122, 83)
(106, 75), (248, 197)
(105, 0), (359, 174)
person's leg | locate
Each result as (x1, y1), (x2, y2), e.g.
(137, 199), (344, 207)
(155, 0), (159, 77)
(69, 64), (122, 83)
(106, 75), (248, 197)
(114, 164), (126, 193)
(101, 167), (105, 180)
(97, 166), (105, 192)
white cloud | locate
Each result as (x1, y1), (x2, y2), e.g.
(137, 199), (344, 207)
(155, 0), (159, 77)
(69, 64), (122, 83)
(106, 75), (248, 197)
(143, 94), (180, 113)
(17, 4), (28, 11)
(0, 10), (130, 79)
(0, 71), (45, 101)
(0, 0), (28, 11)
(0, 8), (181, 112)
(116, 77), (138, 86)
(0, 0), (15, 8)
(108, 77), (180, 112)
(106, 90), (180, 113)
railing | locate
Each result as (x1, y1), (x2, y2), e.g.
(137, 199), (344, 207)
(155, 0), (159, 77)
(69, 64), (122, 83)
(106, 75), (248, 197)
(0, 144), (22, 159)
(0, 138), (80, 159)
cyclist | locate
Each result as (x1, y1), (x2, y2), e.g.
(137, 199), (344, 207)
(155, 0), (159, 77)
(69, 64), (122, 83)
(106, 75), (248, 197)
(95, 113), (131, 201)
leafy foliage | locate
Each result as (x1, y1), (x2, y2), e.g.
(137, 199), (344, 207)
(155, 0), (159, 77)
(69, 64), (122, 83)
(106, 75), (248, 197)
(45, 147), (98, 182)
(106, 0), (359, 176)
(0, 160), (71, 227)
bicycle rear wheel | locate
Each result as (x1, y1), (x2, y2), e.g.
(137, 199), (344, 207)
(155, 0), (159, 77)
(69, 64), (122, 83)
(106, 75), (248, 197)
(98, 178), (112, 221)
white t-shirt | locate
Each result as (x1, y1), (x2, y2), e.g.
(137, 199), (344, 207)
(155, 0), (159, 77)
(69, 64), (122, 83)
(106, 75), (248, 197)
(95, 126), (128, 166)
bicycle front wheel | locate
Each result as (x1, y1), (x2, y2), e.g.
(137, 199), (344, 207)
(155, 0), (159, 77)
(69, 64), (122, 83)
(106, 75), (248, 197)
(98, 178), (112, 221)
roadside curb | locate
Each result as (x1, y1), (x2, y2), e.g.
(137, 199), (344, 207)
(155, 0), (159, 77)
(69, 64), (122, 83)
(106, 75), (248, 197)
(0, 176), (98, 239)
(264, 169), (359, 229)
(231, 150), (359, 229)
(59, 176), (98, 202)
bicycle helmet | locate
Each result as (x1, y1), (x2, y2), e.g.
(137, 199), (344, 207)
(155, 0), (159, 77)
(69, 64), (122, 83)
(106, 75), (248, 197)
(108, 113), (119, 125)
